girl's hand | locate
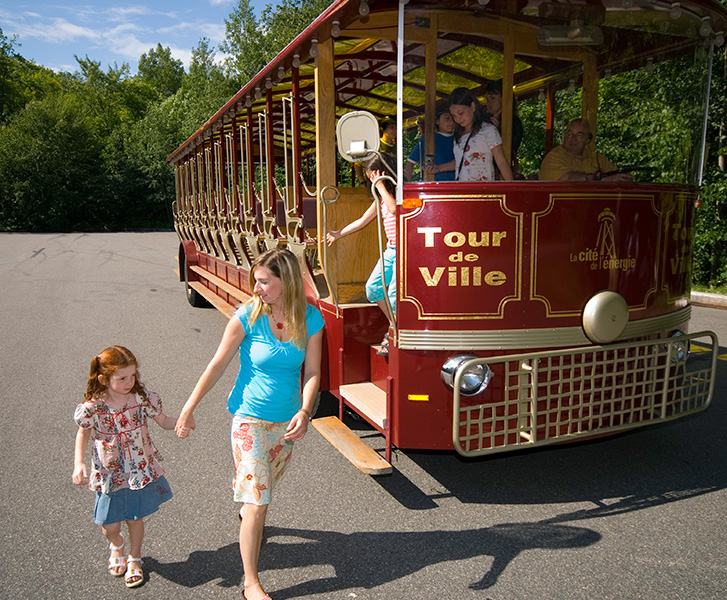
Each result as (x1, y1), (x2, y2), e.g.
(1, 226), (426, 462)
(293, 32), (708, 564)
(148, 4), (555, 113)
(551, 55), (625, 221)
(175, 412), (196, 438)
(284, 411), (310, 441)
(367, 169), (382, 183)
(72, 463), (87, 485)
(326, 230), (341, 246)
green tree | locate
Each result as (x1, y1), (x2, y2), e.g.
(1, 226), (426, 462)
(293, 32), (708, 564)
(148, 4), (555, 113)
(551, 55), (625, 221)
(179, 37), (238, 137)
(0, 93), (107, 231)
(220, 0), (332, 87)
(138, 43), (185, 98)
(0, 28), (62, 123)
(219, 0), (267, 88)
(71, 55), (157, 135)
(693, 44), (727, 289)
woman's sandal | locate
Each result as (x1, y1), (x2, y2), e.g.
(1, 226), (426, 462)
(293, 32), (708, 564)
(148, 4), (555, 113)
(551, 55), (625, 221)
(125, 556), (144, 588)
(107, 540), (126, 577)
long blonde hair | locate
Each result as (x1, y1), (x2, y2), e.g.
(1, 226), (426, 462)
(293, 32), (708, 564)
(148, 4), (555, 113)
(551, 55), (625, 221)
(247, 247), (308, 348)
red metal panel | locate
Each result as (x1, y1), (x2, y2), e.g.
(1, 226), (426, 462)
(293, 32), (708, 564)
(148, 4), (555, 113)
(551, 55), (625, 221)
(399, 183), (694, 333)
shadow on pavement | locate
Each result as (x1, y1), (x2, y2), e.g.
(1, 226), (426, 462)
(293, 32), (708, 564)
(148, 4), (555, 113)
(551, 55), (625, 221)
(146, 520), (600, 595)
(144, 543), (242, 588)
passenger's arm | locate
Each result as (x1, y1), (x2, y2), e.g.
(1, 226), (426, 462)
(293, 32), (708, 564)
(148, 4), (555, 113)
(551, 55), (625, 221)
(72, 427), (91, 485)
(285, 329), (323, 441)
(371, 174), (397, 215)
(559, 171), (591, 181)
(153, 412), (179, 431)
(601, 172), (634, 183)
(431, 159), (455, 176)
(560, 170), (633, 182)
(492, 144), (514, 180)
(176, 315), (246, 437)
(326, 201), (378, 245)
(404, 160), (414, 181)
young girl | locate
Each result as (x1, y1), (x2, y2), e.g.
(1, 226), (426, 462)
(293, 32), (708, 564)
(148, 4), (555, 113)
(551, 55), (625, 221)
(72, 346), (177, 588)
(435, 87), (514, 182)
(326, 155), (397, 354)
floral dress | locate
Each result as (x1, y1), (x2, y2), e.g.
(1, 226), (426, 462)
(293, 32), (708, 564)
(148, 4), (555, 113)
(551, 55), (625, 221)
(74, 392), (166, 495)
(454, 123), (503, 182)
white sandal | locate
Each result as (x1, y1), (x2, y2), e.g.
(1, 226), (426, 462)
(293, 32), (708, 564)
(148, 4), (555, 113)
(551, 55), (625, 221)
(107, 541), (126, 576)
(125, 556), (144, 588)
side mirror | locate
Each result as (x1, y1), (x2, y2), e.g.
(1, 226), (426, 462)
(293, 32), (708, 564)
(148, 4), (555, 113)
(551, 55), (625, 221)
(336, 111), (380, 163)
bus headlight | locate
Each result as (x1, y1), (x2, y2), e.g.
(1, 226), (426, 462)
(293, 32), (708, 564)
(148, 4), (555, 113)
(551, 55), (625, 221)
(441, 354), (493, 396)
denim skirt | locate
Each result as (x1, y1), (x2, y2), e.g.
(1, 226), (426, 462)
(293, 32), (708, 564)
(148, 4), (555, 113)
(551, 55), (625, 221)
(94, 476), (173, 525)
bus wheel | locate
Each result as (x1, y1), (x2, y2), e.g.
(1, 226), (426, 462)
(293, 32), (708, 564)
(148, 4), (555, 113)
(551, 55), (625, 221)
(181, 252), (211, 308)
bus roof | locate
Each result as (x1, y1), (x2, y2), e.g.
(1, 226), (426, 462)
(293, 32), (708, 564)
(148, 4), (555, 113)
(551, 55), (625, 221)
(167, 0), (727, 163)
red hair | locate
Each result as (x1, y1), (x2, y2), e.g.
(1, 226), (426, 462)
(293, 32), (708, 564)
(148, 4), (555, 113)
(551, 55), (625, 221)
(85, 345), (146, 401)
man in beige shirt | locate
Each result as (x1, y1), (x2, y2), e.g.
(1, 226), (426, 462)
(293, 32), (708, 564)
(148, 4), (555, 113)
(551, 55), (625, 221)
(539, 119), (633, 182)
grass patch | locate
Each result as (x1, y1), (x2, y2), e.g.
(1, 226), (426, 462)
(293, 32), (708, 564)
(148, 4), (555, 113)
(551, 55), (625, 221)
(692, 283), (727, 295)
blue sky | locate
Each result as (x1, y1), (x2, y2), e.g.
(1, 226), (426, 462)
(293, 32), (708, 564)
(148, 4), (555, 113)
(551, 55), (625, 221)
(1, 0), (269, 74)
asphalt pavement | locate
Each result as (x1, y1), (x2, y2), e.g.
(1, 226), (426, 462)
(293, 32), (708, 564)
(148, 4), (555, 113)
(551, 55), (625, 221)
(1, 232), (725, 600)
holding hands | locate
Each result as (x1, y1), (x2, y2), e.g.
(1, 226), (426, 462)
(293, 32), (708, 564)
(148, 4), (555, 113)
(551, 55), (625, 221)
(175, 411), (195, 438)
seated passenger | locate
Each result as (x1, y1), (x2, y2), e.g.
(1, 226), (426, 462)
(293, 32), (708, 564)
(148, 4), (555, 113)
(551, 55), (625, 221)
(538, 119), (633, 182)
(432, 87), (513, 182)
(484, 79), (523, 167)
(404, 105), (455, 182)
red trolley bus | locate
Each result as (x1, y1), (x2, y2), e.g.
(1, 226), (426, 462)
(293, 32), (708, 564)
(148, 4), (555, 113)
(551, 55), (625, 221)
(168, 0), (725, 474)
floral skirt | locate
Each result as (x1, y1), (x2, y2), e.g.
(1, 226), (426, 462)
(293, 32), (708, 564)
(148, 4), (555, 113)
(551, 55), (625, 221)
(94, 476), (172, 525)
(230, 415), (294, 506)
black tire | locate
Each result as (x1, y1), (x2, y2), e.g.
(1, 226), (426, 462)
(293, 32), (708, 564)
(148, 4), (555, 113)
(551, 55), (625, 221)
(181, 252), (211, 308)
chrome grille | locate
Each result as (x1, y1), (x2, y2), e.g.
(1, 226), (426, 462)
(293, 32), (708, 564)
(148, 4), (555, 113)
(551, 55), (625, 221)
(452, 331), (718, 456)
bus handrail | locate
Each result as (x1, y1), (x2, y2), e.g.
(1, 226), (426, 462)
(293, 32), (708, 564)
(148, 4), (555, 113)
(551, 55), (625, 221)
(320, 184), (341, 313)
(370, 173), (397, 331)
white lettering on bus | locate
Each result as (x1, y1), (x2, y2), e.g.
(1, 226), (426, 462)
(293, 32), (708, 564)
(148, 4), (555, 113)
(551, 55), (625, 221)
(417, 227), (507, 247)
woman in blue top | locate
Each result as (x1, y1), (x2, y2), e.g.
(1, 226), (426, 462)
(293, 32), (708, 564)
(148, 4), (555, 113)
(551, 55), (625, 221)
(176, 247), (324, 600)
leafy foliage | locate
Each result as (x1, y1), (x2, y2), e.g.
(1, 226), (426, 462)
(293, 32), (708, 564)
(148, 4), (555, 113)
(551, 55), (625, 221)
(138, 44), (185, 98)
(220, 0), (332, 87)
(0, 93), (106, 231)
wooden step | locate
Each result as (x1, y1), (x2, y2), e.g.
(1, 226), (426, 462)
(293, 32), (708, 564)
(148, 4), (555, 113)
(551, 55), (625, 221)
(312, 416), (392, 476)
(190, 265), (250, 303)
(188, 282), (236, 318)
(339, 382), (387, 430)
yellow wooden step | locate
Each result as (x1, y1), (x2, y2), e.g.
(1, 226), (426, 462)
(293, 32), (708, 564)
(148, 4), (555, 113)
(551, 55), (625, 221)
(188, 282), (236, 318)
(339, 382), (387, 430)
(312, 416), (392, 476)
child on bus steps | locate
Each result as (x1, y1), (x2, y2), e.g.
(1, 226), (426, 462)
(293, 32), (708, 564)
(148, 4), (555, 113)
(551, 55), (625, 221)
(326, 155), (397, 354)
(72, 346), (177, 588)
